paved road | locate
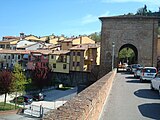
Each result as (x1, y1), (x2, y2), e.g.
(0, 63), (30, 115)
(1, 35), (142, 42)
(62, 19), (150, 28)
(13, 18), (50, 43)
(99, 72), (160, 120)
(0, 87), (77, 120)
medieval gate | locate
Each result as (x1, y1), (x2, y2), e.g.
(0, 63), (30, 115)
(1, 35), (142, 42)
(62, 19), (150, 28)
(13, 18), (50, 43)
(99, 16), (159, 77)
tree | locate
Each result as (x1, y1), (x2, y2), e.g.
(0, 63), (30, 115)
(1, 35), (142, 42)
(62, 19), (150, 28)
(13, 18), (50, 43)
(12, 63), (27, 108)
(119, 48), (135, 64)
(0, 70), (13, 105)
(31, 65), (49, 91)
(136, 5), (148, 16)
(12, 63), (27, 92)
(89, 32), (101, 42)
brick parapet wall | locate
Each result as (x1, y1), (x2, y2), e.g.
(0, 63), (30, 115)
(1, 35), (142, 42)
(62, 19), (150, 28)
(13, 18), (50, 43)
(43, 69), (116, 120)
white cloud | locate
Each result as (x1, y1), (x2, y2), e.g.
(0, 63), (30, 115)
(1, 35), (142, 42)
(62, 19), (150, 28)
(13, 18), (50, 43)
(81, 12), (110, 25)
(81, 14), (98, 25)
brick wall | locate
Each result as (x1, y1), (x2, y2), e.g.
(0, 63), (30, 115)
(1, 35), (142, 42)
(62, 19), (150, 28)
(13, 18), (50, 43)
(43, 69), (116, 120)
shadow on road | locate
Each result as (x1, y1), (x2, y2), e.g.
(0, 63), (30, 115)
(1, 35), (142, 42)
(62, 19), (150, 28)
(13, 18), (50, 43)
(138, 103), (160, 120)
(119, 71), (132, 75)
(125, 76), (136, 79)
(44, 87), (77, 101)
(126, 80), (140, 83)
(134, 89), (160, 99)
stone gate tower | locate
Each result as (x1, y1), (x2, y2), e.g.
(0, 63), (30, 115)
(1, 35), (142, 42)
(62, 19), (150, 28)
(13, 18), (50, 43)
(99, 15), (159, 77)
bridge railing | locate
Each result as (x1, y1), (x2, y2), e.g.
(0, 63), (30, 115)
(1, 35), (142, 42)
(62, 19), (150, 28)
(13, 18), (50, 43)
(43, 69), (116, 120)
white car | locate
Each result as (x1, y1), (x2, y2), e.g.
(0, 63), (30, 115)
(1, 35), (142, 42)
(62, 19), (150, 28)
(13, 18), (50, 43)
(134, 67), (143, 78)
(151, 72), (160, 94)
(140, 67), (157, 82)
(131, 64), (142, 73)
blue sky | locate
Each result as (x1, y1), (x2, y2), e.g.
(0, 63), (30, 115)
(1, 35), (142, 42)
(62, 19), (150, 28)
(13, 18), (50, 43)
(0, 0), (159, 39)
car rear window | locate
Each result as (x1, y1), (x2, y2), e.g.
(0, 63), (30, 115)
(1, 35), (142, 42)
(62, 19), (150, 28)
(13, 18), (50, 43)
(144, 68), (156, 73)
(132, 64), (141, 68)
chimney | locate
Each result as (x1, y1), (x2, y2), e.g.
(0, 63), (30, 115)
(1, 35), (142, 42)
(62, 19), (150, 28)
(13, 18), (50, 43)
(80, 36), (82, 44)
(20, 32), (25, 40)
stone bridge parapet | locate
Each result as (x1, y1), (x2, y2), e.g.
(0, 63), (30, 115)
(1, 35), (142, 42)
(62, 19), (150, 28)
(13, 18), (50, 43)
(43, 69), (116, 120)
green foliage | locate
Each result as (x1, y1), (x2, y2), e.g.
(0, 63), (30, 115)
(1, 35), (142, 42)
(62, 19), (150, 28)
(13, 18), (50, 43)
(119, 48), (135, 64)
(89, 32), (101, 42)
(0, 102), (20, 111)
(119, 48), (134, 59)
(136, 5), (148, 16)
(12, 63), (27, 92)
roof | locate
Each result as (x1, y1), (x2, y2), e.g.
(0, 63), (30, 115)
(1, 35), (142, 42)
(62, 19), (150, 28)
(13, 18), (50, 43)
(50, 50), (70, 55)
(0, 39), (19, 44)
(99, 15), (160, 21)
(17, 42), (39, 48)
(3, 36), (20, 39)
(24, 35), (46, 42)
(72, 36), (95, 45)
(143, 67), (157, 69)
(49, 36), (65, 44)
(69, 43), (99, 51)
(30, 50), (52, 55)
(61, 39), (72, 42)
(0, 49), (30, 54)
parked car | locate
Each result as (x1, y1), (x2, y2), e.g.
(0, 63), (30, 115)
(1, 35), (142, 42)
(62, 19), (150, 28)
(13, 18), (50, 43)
(122, 63), (128, 69)
(151, 72), (160, 94)
(140, 67), (157, 82)
(32, 93), (46, 101)
(131, 64), (142, 73)
(12, 95), (33, 104)
(126, 65), (132, 72)
(134, 67), (143, 78)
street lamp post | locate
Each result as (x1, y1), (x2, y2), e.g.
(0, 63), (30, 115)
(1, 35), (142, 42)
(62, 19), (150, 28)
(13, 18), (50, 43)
(112, 42), (115, 71)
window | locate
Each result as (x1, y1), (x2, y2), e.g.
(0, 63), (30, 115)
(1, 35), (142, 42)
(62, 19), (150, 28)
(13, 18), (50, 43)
(67, 42), (69, 46)
(51, 55), (54, 59)
(44, 55), (47, 59)
(18, 55), (21, 59)
(4, 56), (6, 59)
(63, 64), (67, 69)
(12, 54), (14, 59)
(77, 52), (81, 56)
(37, 56), (41, 61)
(6, 63), (8, 67)
(73, 52), (75, 56)
(73, 62), (75, 66)
(53, 64), (56, 68)
(8, 56), (10, 59)
(77, 62), (80, 66)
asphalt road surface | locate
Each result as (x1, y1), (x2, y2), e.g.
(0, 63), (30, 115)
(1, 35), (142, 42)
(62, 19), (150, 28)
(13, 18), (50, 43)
(99, 72), (160, 120)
